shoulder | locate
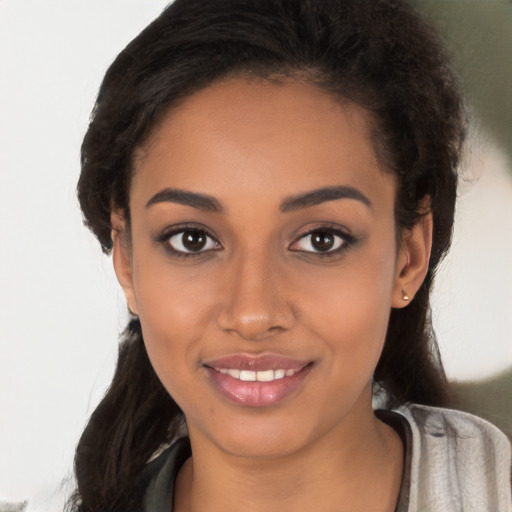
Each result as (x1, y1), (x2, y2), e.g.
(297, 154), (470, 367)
(135, 437), (191, 512)
(397, 403), (510, 440)
(394, 404), (512, 511)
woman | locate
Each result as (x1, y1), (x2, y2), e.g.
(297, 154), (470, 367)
(69, 0), (512, 511)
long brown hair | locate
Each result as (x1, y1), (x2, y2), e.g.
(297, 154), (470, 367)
(70, 0), (466, 509)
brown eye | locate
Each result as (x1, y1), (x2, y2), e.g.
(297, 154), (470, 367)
(168, 229), (219, 253)
(310, 232), (336, 252)
(182, 231), (207, 251)
(290, 229), (346, 254)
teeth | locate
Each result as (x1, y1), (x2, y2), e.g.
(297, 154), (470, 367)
(275, 369), (286, 379)
(256, 370), (274, 382)
(240, 370), (256, 381)
(218, 368), (298, 382)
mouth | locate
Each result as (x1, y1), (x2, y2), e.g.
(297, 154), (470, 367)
(203, 354), (313, 407)
(217, 367), (301, 382)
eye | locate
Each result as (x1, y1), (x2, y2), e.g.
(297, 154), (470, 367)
(166, 229), (220, 254)
(290, 228), (350, 254)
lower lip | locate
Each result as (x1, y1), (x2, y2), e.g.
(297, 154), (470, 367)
(205, 364), (313, 407)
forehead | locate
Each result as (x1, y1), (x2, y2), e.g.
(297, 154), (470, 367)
(131, 77), (394, 210)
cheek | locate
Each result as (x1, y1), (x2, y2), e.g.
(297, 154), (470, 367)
(130, 257), (220, 396)
(133, 246), (218, 328)
(297, 240), (397, 368)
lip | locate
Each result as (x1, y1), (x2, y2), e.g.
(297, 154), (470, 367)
(203, 353), (311, 371)
(203, 354), (313, 407)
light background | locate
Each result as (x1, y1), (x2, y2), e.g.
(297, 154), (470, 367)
(0, 1), (511, 510)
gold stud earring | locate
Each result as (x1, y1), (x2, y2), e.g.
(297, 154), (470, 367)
(401, 290), (410, 301)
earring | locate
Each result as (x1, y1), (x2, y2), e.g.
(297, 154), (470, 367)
(401, 290), (410, 301)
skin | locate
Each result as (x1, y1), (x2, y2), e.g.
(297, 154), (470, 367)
(112, 78), (432, 512)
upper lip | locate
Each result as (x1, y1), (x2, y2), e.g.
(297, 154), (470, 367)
(203, 353), (311, 372)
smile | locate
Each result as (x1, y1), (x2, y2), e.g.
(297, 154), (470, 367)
(217, 368), (299, 382)
(203, 354), (313, 407)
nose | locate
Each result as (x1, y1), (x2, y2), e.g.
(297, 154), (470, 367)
(216, 251), (295, 341)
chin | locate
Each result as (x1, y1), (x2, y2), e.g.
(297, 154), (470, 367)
(186, 401), (347, 461)
(210, 425), (313, 460)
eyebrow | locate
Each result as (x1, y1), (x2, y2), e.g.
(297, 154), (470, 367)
(280, 185), (372, 213)
(145, 184), (371, 214)
(145, 188), (223, 212)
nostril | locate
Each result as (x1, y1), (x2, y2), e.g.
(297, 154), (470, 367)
(219, 314), (289, 341)
(216, 278), (296, 339)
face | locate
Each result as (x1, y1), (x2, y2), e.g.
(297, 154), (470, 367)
(114, 78), (427, 459)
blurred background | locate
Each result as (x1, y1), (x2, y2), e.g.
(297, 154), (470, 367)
(410, 0), (512, 441)
(411, 0), (512, 450)
(0, 1), (510, 510)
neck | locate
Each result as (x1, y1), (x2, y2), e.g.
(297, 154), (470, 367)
(174, 395), (403, 512)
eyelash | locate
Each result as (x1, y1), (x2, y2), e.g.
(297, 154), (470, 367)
(289, 226), (357, 258)
(156, 224), (357, 260)
(156, 224), (221, 260)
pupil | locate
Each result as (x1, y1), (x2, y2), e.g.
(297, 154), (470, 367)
(182, 231), (206, 251)
(311, 232), (334, 251)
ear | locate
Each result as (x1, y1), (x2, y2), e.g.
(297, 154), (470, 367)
(111, 211), (138, 315)
(391, 203), (433, 309)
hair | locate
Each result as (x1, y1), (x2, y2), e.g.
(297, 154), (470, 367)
(70, 0), (466, 510)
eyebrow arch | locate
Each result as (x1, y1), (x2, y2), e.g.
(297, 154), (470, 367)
(280, 185), (372, 213)
(145, 188), (223, 212)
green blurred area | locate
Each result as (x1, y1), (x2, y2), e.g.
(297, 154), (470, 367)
(411, 0), (512, 439)
(412, 0), (512, 159)
(451, 367), (512, 440)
